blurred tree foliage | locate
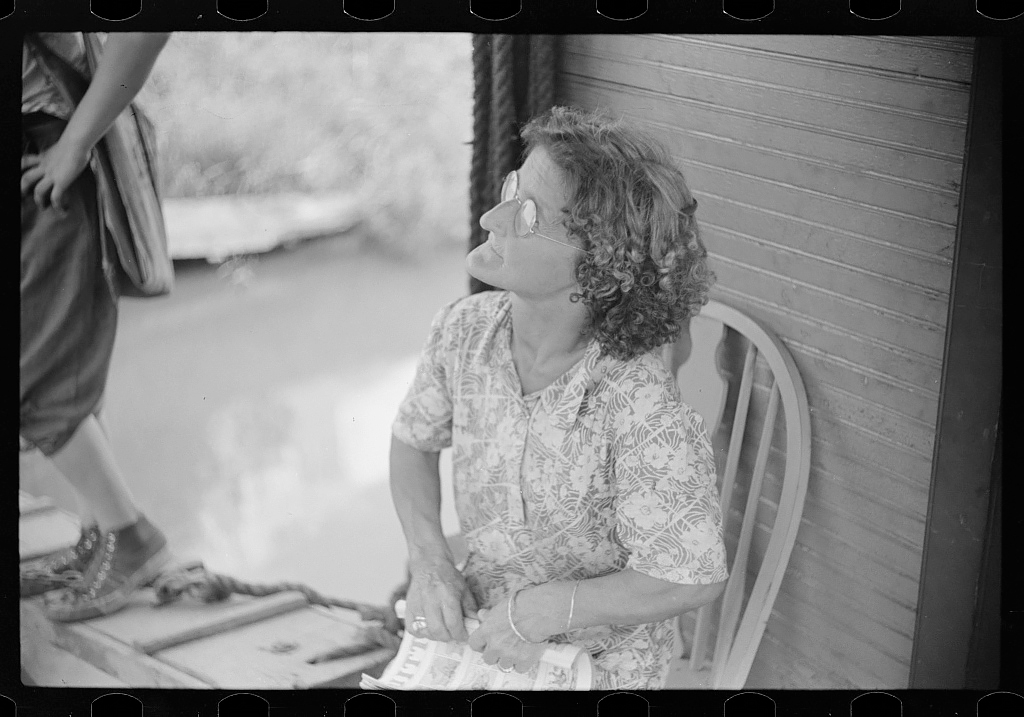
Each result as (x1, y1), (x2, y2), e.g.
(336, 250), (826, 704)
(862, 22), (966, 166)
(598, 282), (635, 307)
(136, 33), (473, 252)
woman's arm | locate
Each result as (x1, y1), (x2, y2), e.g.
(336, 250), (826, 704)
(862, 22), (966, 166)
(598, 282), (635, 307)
(22, 32), (171, 210)
(467, 570), (725, 672)
(62, 33), (170, 156)
(389, 435), (450, 564)
(511, 569), (726, 639)
(389, 435), (477, 643)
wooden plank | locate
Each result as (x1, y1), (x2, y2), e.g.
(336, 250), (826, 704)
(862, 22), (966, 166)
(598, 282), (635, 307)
(707, 308), (939, 495)
(22, 636), (128, 688)
(570, 63), (970, 175)
(710, 259), (949, 361)
(782, 340), (941, 425)
(690, 195), (956, 293)
(771, 518), (919, 610)
(694, 166), (960, 256)
(911, 38), (1003, 690)
(153, 606), (396, 689)
(720, 350), (937, 462)
(558, 33), (975, 690)
(808, 412), (934, 497)
(722, 483), (921, 611)
(772, 549), (919, 644)
(771, 556), (917, 652)
(20, 598), (212, 688)
(718, 503), (920, 649)
(82, 587), (309, 655)
(711, 373), (931, 553)
(563, 83), (963, 253)
(563, 36), (972, 120)
(712, 291), (945, 392)
(741, 465), (925, 591)
(561, 73), (970, 162)
(19, 508), (80, 562)
(712, 382), (780, 686)
(689, 340), (756, 671)
(19, 490), (55, 516)
(697, 35), (975, 83)
(809, 436), (930, 522)
(709, 228), (950, 326)
(641, 102), (967, 192)
(681, 139), (961, 226)
(665, 660), (712, 689)
(718, 412), (929, 545)
(811, 381), (936, 459)
(763, 595), (912, 688)
(745, 630), (857, 689)
(693, 155), (959, 245)
(724, 448), (927, 585)
(629, 100), (967, 191)
(803, 463), (926, 552)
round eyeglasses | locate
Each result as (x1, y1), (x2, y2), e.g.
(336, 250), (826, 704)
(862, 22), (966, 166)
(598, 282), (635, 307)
(500, 171), (587, 253)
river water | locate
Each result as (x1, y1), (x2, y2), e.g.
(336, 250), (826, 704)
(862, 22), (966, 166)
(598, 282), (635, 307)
(21, 235), (468, 608)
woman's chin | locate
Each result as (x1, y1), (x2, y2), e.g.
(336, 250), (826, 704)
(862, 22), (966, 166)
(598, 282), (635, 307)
(466, 243), (505, 286)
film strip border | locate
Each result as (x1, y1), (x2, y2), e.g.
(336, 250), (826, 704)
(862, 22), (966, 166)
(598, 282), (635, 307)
(4, 2), (1019, 714)
(1, 688), (1023, 715)
(0, 0), (1022, 28)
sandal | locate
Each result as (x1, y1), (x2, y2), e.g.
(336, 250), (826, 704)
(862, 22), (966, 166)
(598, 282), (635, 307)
(20, 524), (101, 597)
(44, 518), (171, 622)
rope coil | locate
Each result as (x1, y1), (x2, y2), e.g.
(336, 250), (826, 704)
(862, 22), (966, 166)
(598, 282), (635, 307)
(150, 561), (403, 657)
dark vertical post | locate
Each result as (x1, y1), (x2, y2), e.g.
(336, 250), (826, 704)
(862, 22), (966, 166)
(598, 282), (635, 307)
(909, 37), (1003, 689)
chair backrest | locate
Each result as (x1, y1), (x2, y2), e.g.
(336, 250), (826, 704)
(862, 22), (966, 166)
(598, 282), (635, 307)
(663, 300), (812, 689)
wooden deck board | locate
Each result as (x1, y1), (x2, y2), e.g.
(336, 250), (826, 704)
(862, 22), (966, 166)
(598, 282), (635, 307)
(153, 606), (394, 689)
(19, 507), (80, 562)
(19, 490), (55, 517)
(21, 598), (213, 688)
(18, 491), (395, 689)
(86, 586), (309, 654)
(22, 635), (130, 688)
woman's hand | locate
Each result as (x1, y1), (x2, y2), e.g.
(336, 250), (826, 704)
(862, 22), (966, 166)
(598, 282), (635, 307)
(405, 553), (478, 643)
(21, 136), (92, 213)
(467, 586), (563, 674)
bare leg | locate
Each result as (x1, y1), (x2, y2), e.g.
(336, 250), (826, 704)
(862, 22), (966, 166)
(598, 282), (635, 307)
(50, 414), (139, 533)
(72, 490), (98, 528)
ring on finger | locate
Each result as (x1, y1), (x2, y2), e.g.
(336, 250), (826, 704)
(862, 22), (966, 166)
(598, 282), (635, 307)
(410, 616), (428, 632)
(497, 663), (514, 673)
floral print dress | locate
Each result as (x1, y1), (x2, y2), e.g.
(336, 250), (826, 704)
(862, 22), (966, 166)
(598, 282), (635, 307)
(393, 291), (728, 689)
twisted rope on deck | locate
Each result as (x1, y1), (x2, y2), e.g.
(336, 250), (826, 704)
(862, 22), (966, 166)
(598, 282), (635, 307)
(151, 562), (403, 650)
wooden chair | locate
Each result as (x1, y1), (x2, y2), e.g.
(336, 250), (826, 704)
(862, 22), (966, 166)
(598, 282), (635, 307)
(402, 299), (810, 690)
(663, 299), (811, 689)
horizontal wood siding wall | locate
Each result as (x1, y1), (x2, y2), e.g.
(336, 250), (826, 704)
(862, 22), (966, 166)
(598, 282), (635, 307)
(557, 34), (974, 689)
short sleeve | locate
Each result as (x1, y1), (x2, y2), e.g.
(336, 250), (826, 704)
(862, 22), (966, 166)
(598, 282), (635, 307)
(391, 299), (462, 453)
(612, 369), (729, 585)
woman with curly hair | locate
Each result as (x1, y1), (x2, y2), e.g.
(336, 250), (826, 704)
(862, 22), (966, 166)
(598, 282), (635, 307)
(390, 106), (728, 689)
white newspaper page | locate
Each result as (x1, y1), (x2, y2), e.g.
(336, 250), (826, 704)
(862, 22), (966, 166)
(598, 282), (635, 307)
(360, 602), (593, 690)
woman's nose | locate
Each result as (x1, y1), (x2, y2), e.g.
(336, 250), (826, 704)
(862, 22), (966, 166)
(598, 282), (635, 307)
(479, 199), (517, 233)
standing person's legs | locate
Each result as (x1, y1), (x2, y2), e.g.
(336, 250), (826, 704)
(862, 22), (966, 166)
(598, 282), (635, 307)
(20, 114), (170, 616)
(50, 415), (139, 533)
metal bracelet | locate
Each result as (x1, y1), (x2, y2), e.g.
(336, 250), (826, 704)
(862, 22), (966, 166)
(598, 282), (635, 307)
(507, 587), (544, 644)
(566, 579), (582, 632)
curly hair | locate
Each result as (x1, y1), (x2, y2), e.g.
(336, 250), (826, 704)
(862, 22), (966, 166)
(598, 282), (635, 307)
(520, 106), (714, 361)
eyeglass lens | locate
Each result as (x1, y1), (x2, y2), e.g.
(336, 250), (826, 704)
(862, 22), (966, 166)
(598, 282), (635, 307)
(501, 172), (516, 203)
(501, 171), (538, 238)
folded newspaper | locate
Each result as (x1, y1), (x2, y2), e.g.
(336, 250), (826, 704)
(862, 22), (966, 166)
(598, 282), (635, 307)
(360, 600), (593, 690)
